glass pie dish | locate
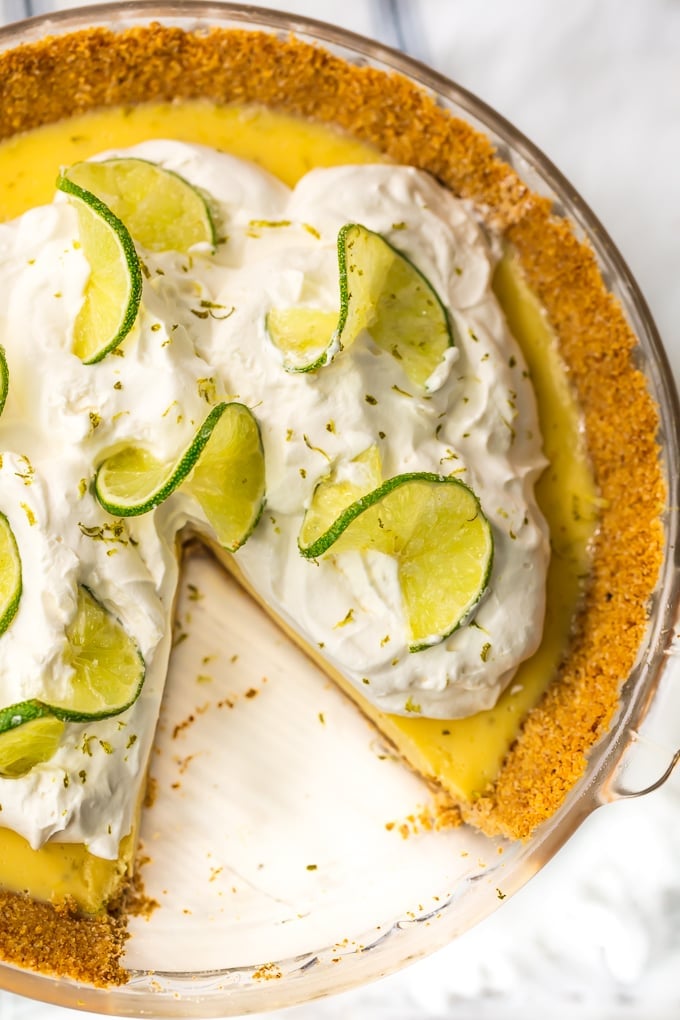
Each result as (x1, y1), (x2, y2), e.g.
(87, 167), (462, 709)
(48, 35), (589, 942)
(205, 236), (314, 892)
(0, 2), (679, 1016)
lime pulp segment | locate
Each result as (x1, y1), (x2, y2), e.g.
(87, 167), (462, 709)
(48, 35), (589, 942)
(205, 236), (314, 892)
(0, 512), (22, 637)
(0, 706), (65, 778)
(63, 158), (217, 253)
(299, 472), (493, 651)
(95, 402), (266, 551)
(266, 223), (452, 386)
(57, 175), (142, 364)
(54, 586), (145, 721)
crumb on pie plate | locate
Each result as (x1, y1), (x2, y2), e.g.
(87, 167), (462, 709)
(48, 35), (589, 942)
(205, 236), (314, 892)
(0, 3), (676, 1009)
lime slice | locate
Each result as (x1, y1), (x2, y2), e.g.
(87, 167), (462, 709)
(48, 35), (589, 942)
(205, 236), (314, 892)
(299, 472), (493, 650)
(57, 175), (142, 364)
(95, 402), (266, 551)
(63, 158), (217, 253)
(0, 587), (144, 776)
(267, 223), (452, 386)
(0, 344), (8, 417)
(183, 403), (266, 551)
(50, 586), (145, 722)
(0, 703), (65, 778)
(0, 512), (22, 637)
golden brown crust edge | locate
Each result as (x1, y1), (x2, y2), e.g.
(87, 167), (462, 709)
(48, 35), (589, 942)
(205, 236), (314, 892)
(0, 890), (128, 986)
(0, 24), (664, 843)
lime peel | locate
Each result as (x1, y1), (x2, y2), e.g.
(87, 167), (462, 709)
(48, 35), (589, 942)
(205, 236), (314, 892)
(299, 471), (493, 651)
(0, 345), (8, 417)
(266, 223), (453, 387)
(0, 512), (22, 638)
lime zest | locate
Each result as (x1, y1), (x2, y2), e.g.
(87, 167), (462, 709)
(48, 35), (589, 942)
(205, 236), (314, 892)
(299, 471), (493, 651)
(94, 402), (266, 551)
(57, 174), (143, 364)
(0, 512), (22, 637)
(63, 158), (218, 253)
(266, 223), (452, 386)
(0, 587), (144, 776)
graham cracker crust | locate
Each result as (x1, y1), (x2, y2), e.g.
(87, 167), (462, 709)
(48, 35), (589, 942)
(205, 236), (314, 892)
(0, 890), (128, 986)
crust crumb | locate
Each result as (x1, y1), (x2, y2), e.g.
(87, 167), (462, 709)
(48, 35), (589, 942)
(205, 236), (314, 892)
(385, 794), (463, 838)
(123, 855), (160, 921)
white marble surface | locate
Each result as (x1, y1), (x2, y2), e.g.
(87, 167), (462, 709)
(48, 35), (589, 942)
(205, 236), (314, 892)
(0, 1), (679, 1018)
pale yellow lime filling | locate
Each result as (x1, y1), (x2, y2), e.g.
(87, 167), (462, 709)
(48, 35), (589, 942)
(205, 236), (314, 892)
(0, 826), (134, 914)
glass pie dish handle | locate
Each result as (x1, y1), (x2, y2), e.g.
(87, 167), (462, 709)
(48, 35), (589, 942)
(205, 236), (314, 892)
(602, 625), (680, 801)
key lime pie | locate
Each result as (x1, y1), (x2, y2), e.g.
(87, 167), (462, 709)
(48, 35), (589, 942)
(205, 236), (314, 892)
(0, 21), (665, 986)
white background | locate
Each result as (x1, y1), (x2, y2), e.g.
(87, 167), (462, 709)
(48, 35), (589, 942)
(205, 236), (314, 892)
(0, 2), (679, 1018)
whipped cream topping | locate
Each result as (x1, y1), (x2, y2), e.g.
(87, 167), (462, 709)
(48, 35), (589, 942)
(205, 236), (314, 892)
(0, 141), (548, 855)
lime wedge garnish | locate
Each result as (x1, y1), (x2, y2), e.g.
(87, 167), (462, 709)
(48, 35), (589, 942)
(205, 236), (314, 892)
(299, 472), (493, 650)
(267, 223), (452, 387)
(0, 345), (8, 417)
(95, 402), (266, 551)
(57, 175), (143, 364)
(0, 586), (144, 776)
(0, 704), (65, 778)
(63, 158), (217, 253)
(0, 512), (22, 637)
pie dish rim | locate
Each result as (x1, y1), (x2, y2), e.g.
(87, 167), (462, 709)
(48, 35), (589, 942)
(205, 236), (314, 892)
(0, 1), (678, 1012)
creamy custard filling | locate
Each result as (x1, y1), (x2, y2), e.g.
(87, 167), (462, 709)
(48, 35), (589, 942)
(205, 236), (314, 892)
(0, 133), (571, 858)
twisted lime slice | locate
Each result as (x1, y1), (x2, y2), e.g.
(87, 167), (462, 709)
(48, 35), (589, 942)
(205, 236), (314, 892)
(299, 472), (493, 651)
(63, 158), (217, 253)
(267, 223), (452, 386)
(58, 175), (142, 364)
(0, 345), (8, 417)
(95, 402), (266, 551)
(182, 405), (266, 551)
(0, 512), (22, 637)
(0, 587), (144, 776)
